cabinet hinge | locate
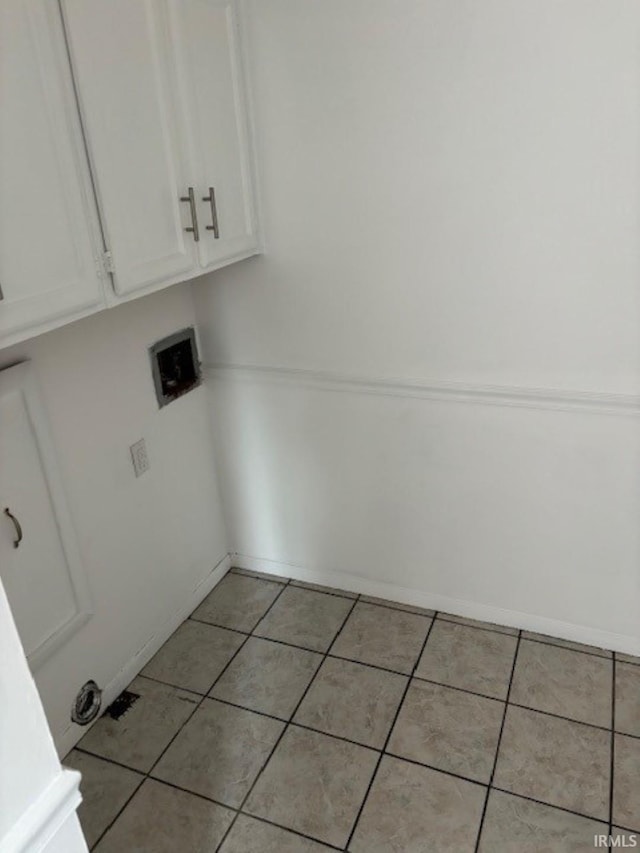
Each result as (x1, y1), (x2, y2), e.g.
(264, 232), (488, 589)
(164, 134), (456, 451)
(101, 250), (115, 276)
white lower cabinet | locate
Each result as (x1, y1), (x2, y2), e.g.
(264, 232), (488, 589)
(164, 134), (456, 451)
(0, 363), (91, 672)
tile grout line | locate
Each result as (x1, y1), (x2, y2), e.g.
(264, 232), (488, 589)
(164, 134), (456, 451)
(343, 612), (439, 851)
(177, 632), (626, 736)
(609, 652), (616, 845)
(515, 634), (613, 661)
(213, 593), (361, 852)
(156, 632), (624, 740)
(188, 615), (251, 634)
(73, 739), (616, 846)
(382, 751), (488, 790)
(504, 701), (612, 735)
(189, 616), (621, 693)
(83, 752), (153, 851)
(136, 667), (622, 750)
(473, 629), (522, 853)
(86, 572), (291, 851)
(228, 813), (345, 852)
(489, 785), (613, 827)
(435, 614), (519, 638)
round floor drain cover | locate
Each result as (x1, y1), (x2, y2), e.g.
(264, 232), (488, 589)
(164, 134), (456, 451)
(71, 680), (102, 726)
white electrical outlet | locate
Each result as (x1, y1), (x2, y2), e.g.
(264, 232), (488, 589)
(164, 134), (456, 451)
(130, 438), (149, 477)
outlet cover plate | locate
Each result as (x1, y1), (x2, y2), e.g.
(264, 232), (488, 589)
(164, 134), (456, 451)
(130, 439), (149, 477)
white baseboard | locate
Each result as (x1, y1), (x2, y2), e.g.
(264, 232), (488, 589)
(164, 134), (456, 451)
(232, 553), (640, 658)
(0, 768), (83, 853)
(56, 554), (231, 758)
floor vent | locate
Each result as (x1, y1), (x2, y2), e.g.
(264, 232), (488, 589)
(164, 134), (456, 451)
(106, 690), (140, 721)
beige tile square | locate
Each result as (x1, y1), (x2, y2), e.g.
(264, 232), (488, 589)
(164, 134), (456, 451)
(331, 602), (431, 674)
(220, 815), (333, 852)
(614, 733), (640, 832)
(289, 579), (357, 598)
(510, 640), (612, 728)
(210, 637), (322, 718)
(77, 676), (198, 772)
(494, 707), (610, 820)
(416, 620), (517, 699)
(439, 612), (518, 636)
(359, 594), (435, 616)
(388, 680), (503, 783)
(245, 726), (377, 847)
(192, 573), (284, 632)
(152, 698), (283, 807)
(522, 631), (612, 659)
(350, 755), (485, 852)
(94, 779), (234, 853)
(64, 750), (143, 849)
(254, 586), (353, 652)
(294, 657), (407, 748)
(141, 620), (245, 694)
(478, 790), (608, 852)
(615, 662), (640, 737)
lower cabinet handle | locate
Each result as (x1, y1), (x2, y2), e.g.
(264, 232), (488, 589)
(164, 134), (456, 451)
(203, 187), (219, 239)
(4, 507), (23, 549)
(180, 187), (200, 242)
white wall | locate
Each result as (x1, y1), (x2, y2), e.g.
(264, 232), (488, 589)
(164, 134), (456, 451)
(193, 0), (640, 650)
(0, 286), (228, 754)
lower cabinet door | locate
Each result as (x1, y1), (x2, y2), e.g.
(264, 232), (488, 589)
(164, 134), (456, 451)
(0, 363), (91, 671)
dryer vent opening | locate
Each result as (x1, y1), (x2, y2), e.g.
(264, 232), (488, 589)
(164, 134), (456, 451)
(149, 326), (201, 407)
(71, 680), (102, 726)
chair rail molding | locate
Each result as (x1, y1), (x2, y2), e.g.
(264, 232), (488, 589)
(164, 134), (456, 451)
(206, 363), (640, 417)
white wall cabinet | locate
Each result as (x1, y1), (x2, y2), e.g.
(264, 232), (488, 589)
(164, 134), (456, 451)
(62, 0), (259, 301)
(0, 0), (107, 348)
(170, 0), (259, 271)
(0, 0), (259, 345)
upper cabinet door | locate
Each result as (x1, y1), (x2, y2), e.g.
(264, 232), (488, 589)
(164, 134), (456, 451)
(0, 0), (105, 346)
(169, 0), (259, 270)
(62, 0), (200, 297)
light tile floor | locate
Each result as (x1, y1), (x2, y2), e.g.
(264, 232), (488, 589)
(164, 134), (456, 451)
(65, 568), (640, 851)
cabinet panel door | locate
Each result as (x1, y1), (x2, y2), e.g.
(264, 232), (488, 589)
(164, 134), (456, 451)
(170, 0), (259, 269)
(0, 0), (105, 343)
(62, 0), (199, 296)
(0, 364), (91, 670)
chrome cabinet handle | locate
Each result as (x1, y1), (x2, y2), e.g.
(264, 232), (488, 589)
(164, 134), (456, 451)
(203, 187), (219, 239)
(180, 187), (200, 242)
(4, 507), (23, 549)
(0, 281), (4, 300)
